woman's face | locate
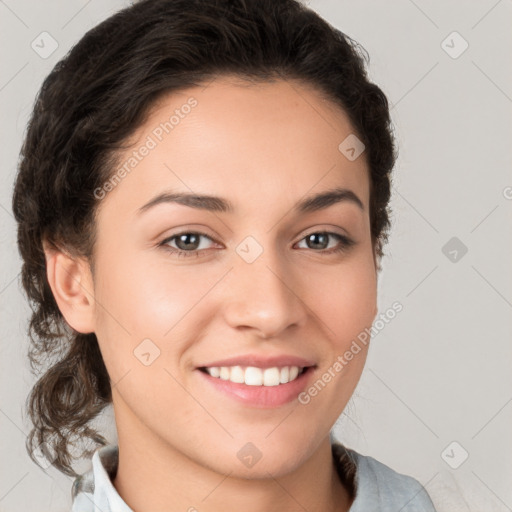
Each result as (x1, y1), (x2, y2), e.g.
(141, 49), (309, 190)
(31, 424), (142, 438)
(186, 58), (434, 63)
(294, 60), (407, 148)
(90, 76), (377, 477)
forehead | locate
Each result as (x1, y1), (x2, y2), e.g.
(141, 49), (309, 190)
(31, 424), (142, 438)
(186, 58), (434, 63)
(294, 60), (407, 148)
(146, 75), (360, 150)
(100, 76), (370, 217)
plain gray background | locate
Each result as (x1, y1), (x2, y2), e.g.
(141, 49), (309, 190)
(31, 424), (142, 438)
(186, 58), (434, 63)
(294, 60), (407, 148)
(1, 1), (511, 511)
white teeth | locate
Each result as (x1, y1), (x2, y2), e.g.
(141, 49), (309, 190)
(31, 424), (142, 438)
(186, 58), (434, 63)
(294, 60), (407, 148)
(245, 367), (263, 386)
(289, 366), (299, 381)
(208, 366), (220, 378)
(263, 367), (280, 386)
(204, 365), (305, 386)
(230, 365), (245, 383)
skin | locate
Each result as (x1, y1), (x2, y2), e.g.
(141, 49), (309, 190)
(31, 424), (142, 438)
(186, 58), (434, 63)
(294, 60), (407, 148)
(45, 76), (378, 512)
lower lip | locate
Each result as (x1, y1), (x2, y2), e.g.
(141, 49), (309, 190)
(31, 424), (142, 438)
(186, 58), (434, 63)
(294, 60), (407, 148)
(196, 367), (315, 408)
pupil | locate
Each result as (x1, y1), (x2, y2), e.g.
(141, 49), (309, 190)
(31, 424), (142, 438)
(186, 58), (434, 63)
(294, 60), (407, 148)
(178, 233), (199, 250)
(309, 233), (327, 249)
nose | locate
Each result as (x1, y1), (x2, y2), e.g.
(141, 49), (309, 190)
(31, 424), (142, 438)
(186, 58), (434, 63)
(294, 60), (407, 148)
(221, 247), (307, 339)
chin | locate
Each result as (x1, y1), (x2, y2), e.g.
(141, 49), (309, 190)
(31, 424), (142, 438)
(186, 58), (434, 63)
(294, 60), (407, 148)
(201, 441), (310, 479)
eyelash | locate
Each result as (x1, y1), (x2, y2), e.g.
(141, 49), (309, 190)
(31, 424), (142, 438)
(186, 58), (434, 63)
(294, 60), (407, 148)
(158, 230), (355, 259)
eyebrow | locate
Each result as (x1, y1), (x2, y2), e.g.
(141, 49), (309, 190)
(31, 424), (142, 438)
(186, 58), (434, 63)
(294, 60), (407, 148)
(137, 186), (364, 215)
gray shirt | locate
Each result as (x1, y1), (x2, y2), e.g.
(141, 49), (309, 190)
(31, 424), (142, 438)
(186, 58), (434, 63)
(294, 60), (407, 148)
(71, 443), (437, 511)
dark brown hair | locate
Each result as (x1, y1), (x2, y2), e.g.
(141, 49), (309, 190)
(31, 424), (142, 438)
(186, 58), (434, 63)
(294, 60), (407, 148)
(12, 0), (397, 477)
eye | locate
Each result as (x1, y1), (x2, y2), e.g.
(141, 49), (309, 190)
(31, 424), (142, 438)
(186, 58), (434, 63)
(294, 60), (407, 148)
(158, 230), (355, 259)
(295, 231), (355, 254)
(159, 231), (217, 258)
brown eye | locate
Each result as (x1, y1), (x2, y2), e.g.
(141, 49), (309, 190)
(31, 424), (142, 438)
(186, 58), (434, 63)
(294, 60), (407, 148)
(159, 231), (216, 258)
(296, 232), (355, 254)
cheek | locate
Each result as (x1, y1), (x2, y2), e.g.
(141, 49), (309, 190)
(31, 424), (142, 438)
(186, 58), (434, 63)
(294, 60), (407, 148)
(95, 244), (174, 327)
(290, 257), (376, 435)
(308, 255), (377, 345)
(91, 249), (211, 374)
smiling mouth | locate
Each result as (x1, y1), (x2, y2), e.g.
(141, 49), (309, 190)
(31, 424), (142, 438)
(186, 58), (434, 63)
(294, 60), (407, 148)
(198, 365), (311, 386)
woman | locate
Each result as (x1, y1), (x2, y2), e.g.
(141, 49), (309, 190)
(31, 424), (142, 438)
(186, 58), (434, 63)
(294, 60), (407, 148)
(12, 0), (437, 510)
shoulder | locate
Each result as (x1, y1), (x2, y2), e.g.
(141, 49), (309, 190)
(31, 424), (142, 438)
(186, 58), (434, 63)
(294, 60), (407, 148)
(332, 443), (438, 511)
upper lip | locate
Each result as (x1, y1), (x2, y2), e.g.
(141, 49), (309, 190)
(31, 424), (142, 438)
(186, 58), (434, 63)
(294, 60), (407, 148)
(198, 354), (317, 369)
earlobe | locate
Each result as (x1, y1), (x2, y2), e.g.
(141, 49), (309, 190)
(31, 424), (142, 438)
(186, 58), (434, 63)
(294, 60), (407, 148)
(43, 241), (96, 334)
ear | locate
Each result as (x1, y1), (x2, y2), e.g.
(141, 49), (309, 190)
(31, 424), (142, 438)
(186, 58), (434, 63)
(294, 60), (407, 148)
(43, 240), (96, 334)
